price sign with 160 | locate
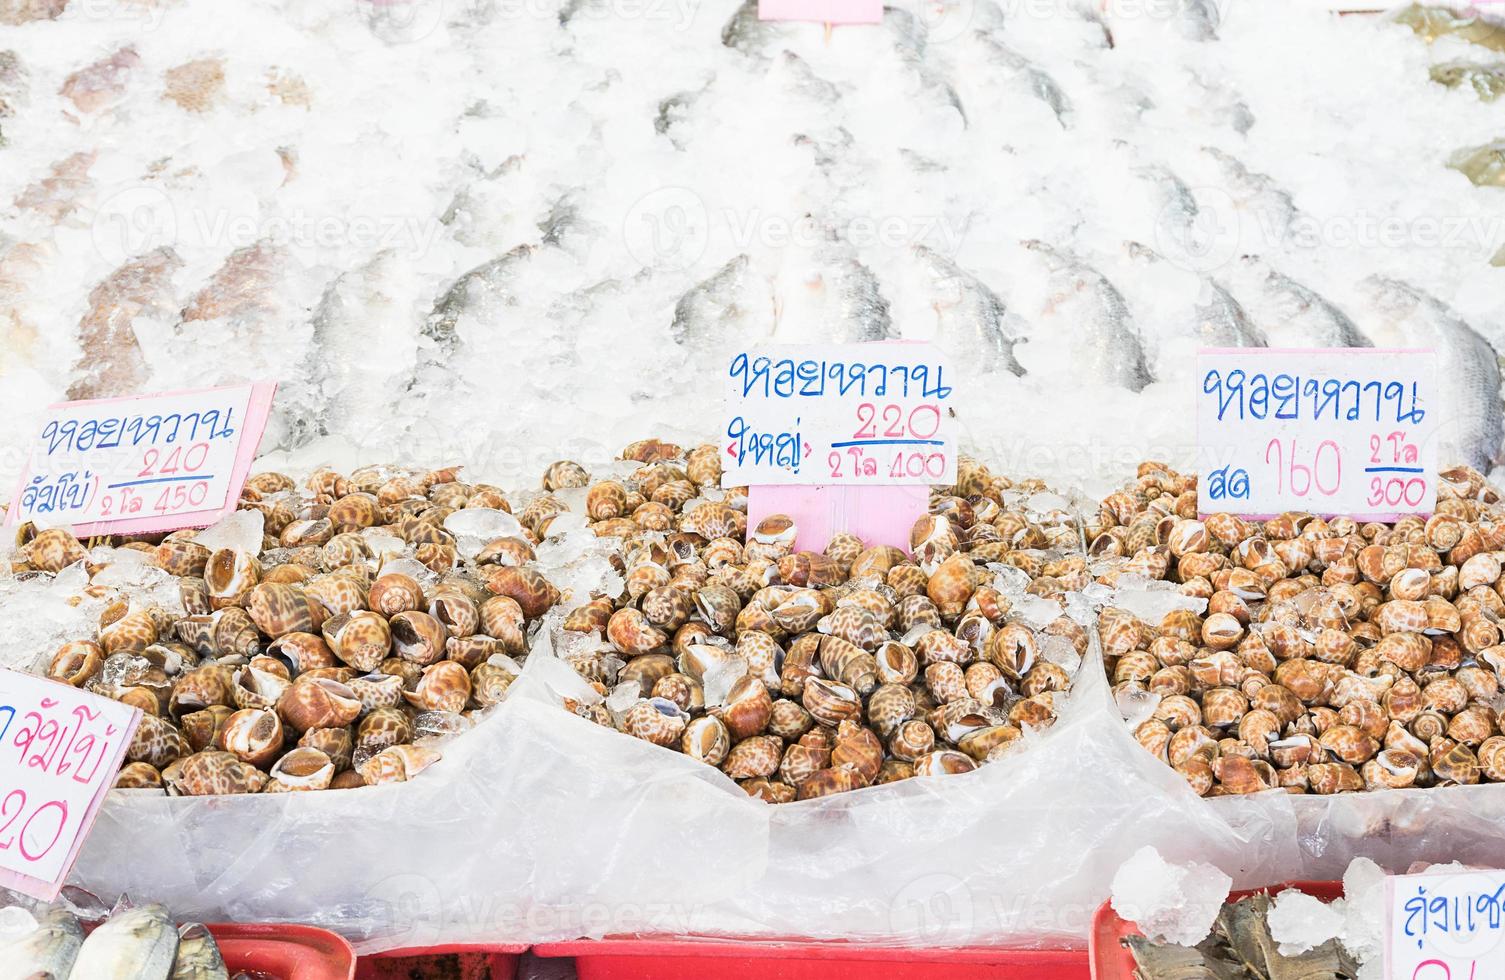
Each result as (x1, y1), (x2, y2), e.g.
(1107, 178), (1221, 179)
(1196, 348), (1438, 520)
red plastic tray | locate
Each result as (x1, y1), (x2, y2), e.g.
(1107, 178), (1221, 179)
(354, 943), (529, 980)
(534, 937), (1090, 979)
(209, 923), (357, 980)
(1088, 880), (1343, 980)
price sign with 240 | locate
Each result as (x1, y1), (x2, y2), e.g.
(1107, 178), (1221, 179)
(1196, 349), (1439, 520)
(721, 344), (958, 487)
(5, 382), (277, 537)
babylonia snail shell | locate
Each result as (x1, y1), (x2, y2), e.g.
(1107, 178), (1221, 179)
(222, 708), (285, 770)
(888, 719), (935, 762)
(297, 727), (352, 772)
(542, 460), (590, 491)
(169, 665), (237, 718)
(1478, 735), (1505, 781)
(741, 777), (796, 805)
(681, 716), (730, 766)
(718, 676), (773, 741)
(987, 624), (1037, 680)
(924, 663), (967, 705)
(888, 565), (930, 601)
(427, 591), (480, 639)
(915, 629), (969, 667)
(794, 766), (867, 800)
(586, 481), (630, 521)
(1422, 676), (1469, 715)
(849, 545), (906, 581)
(778, 732), (832, 786)
(100, 610), (160, 656)
(765, 700), (812, 742)
(114, 761), (164, 790)
(389, 611), (447, 666)
(958, 724), (1023, 761)
(1318, 724), (1379, 765)
(180, 705), (233, 753)
(734, 631), (782, 688)
(925, 554), (977, 620)
(358, 744), (441, 786)
(348, 672), (405, 712)
(126, 713), (189, 769)
(205, 548), (261, 604)
(232, 666), (290, 711)
(446, 635), (507, 670)
(267, 747), (335, 791)
(830, 720), (882, 785)
(564, 599), (614, 634)
(48, 640), (103, 687)
(651, 673), (702, 714)
(607, 608), (668, 655)
(268, 632), (337, 673)
(912, 750), (977, 778)
(623, 697), (689, 748)
(875, 642), (918, 686)
(722, 735), (783, 780)
(641, 586), (693, 632)
(303, 575), (368, 618)
(476, 536), (537, 568)
(245, 583), (321, 639)
(471, 661), (517, 709)
(620, 654), (676, 697)
(818, 635), (879, 696)
(1362, 749), (1421, 790)
(322, 611), (392, 672)
(27, 528), (86, 573)
(155, 539), (210, 577)
(1430, 738), (1481, 785)
(1447, 705), (1498, 747)
(403, 661), (471, 713)
(483, 566), (560, 620)
(867, 683), (918, 738)
(278, 677), (362, 732)
(802, 677), (861, 728)
(327, 492), (382, 532)
(1020, 662), (1070, 698)
(876, 759), (915, 785)
(358, 706), (414, 752)
(369, 574), (424, 616)
(170, 751), (268, 796)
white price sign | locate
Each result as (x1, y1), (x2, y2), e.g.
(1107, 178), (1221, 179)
(6, 383), (277, 536)
(721, 344), (957, 487)
(1388, 868), (1505, 979)
(1196, 348), (1439, 520)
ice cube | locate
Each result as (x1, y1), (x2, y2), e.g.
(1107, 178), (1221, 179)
(1116, 686), (1161, 727)
(1339, 857), (1387, 963)
(1064, 590), (1095, 627)
(361, 528), (406, 559)
(443, 507), (523, 541)
(552, 486), (589, 513)
(1110, 582), (1208, 624)
(990, 565), (1034, 597)
(192, 509), (266, 554)
(606, 685), (643, 723)
(1012, 595), (1063, 630)
(1040, 633), (1081, 674)
(544, 511), (589, 537)
(412, 710), (473, 741)
(0, 905), (37, 943)
(1109, 846), (1232, 947)
(1268, 888), (1346, 955)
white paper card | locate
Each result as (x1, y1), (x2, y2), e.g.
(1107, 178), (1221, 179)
(1196, 348), (1439, 520)
(721, 344), (958, 487)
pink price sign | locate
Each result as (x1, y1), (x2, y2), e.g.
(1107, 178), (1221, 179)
(5, 382), (277, 537)
(758, 0), (882, 23)
(0, 671), (141, 900)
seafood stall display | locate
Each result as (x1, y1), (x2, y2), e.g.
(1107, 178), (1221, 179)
(9, 463), (553, 795)
(548, 449), (1095, 802)
(1096, 462), (1505, 796)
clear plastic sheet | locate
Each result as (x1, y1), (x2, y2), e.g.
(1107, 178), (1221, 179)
(67, 638), (1271, 953)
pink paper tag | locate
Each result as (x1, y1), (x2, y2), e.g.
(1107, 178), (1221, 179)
(758, 0), (883, 24)
(0, 671), (142, 901)
(747, 484), (927, 553)
(6, 382), (277, 537)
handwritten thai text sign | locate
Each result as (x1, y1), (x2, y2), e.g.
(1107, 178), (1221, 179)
(758, 0), (882, 24)
(1196, 349), (1438, 521)
(722, 344), (957, 487)
(0, 671), (140, 900)
(1388, 868), (1505, 979)
(6, 382), (277, 537)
